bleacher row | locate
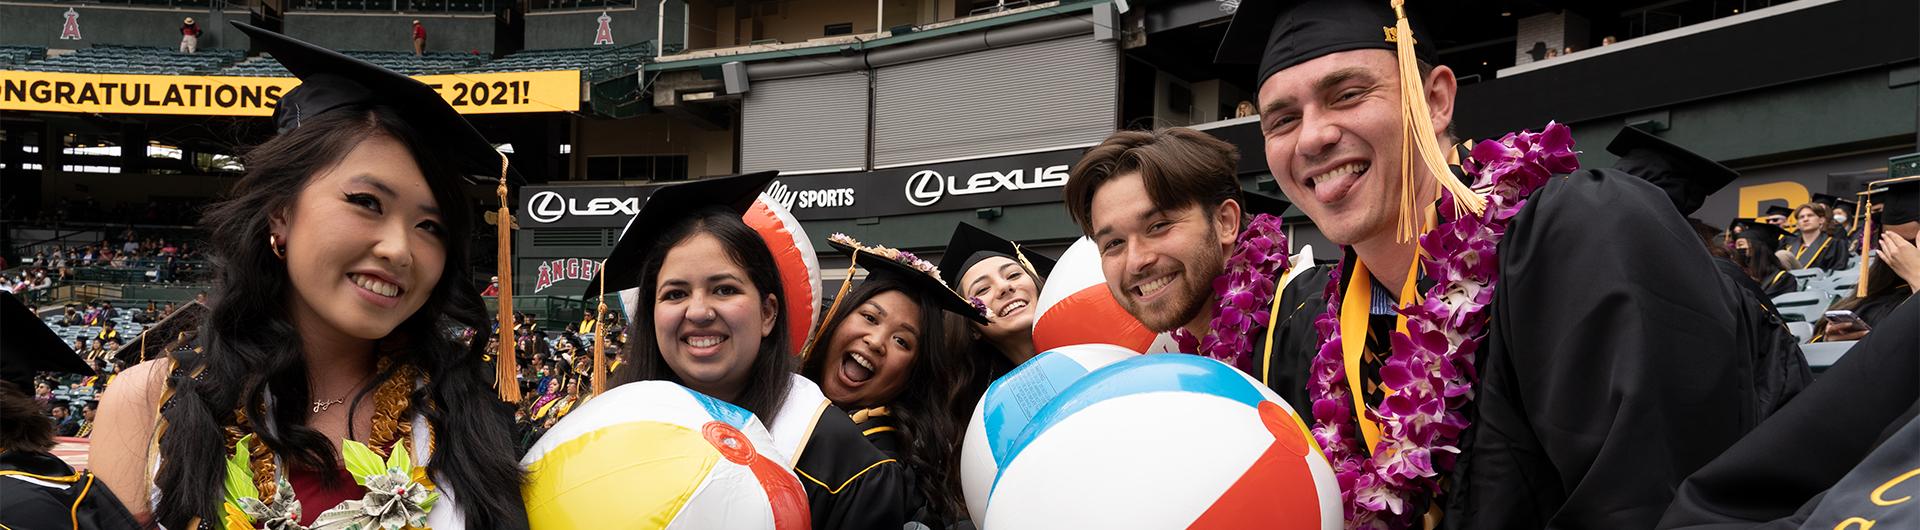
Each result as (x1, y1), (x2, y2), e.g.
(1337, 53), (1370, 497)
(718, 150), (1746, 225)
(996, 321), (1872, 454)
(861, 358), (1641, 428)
(37, 310), (151, 405)
(0, 43), (651, 77)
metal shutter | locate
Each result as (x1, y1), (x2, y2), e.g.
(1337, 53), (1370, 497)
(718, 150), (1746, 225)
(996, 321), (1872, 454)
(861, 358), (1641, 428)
(871, 36), (1116, 168)
(740, 71), (870, 173)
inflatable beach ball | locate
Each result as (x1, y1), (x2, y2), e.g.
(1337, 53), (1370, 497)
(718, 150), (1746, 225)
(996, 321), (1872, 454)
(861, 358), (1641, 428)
(745, 196), (823, 351)
(1031, 237), (1176, 354)
(960, 344), (1138, 522)
(521, 381), (811, 530)
(983, 354), (1339, 530)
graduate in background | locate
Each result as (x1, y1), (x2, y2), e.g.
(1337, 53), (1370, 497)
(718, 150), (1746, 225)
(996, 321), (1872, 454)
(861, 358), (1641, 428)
(1660, 297), (1917, 529)
(1, 291), (141, 530)
(1816, 176), (1920, 341)
(591, 172), (913, 529)
(1786, 201), (1852, 271)
(1213, 1), (1767, 526)
(1735, 221), (1798, 298)
(938, 222), (1057, 429)
(801, 233), (993, 526)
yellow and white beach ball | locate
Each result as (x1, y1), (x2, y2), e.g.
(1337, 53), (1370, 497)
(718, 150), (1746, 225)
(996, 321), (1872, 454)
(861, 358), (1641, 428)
(521, 381), (812, 529)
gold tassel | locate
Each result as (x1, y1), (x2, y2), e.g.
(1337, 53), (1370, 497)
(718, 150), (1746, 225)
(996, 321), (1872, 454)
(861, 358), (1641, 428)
(800, 257), (860, 360)
(1011, 242), (1040, 280)
(1857, 195), (1872, 298)
(591, 260), (608, 397)
(494, 152), (522, 404)
(1391, 0), (1484, 242)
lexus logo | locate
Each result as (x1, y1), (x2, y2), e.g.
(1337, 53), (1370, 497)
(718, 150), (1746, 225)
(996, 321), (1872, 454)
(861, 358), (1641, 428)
(525, 190), (641, 224)
(904, 170), (945, 207)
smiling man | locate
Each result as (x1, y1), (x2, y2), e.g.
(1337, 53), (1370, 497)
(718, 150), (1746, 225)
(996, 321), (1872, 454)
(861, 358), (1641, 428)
(1214, 1), (1770, 528)
(1062, 127), (1331, 420)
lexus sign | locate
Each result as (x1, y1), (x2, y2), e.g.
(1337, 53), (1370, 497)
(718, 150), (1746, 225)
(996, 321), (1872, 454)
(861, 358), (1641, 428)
(764, 146), (1084, 221)
(519, 185), (652, 228)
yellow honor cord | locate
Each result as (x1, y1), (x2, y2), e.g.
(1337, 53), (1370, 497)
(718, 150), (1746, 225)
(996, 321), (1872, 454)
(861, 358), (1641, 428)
(1337, 255), (1423, 455)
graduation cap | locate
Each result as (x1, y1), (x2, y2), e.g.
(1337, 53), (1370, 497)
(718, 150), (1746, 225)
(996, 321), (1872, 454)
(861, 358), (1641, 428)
(1809, 193), (1843, 208)
(799, 233), (989, 358)
(583, 171), (780, 297)
(1734, 219), (1790, 243)
(0, 292), (93, 393)
(1764, 205), (1794, 219)
(233, 22), (530, 402)
(232, 22), (522, 193)
(937, 223), (1058, 291)
(1866, 175), (1920, 226)
(113, 301), (207, 364)
(1607, 126), (1737, 216)
(1214, 0), (1480, 240)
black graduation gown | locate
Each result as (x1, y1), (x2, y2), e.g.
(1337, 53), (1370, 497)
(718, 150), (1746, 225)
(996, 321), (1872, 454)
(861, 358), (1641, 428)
(791, 404), (915, 530)
(1785, 232), (1852, 272)
(1708, 256), (1813, 419)
(1760, 270), (1797, 299)
(1658, 297), (1918, 529)
(1428, 168), (1760, 528)
(1248, 263), (1334, 423)
(0, 450), (141, 530)
(853, 407), (961, 529)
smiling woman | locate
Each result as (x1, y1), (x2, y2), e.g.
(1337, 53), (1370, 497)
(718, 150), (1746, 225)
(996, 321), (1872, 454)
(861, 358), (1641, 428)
(86, 24), (529, 530)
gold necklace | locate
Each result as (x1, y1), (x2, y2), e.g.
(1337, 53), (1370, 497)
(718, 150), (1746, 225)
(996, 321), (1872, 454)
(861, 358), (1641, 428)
(226, 358), (422, 499)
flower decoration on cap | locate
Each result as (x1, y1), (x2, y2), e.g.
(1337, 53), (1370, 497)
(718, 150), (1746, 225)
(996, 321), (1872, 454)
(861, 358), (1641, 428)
(827, 233), (947, 281)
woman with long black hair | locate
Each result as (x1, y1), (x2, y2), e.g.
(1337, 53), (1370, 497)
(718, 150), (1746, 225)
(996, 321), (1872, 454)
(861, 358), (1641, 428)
(801, 234), (990, 525)
(89, 24), (528, 529)
(1733, 220), (1797, 298)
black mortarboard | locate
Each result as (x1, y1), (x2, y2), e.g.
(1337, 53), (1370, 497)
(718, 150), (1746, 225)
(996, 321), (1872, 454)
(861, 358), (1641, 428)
(1867, 176), (1920, 225)
(1239, 188), (1295, 218)
(1608, 126), (1738, 216)
(827, 235), (988, 326)
(1810, 193), (1843, 208)
(232, 22), (523, 194)
(937, 223), (1058, 291)
(1764, 205), (1794, 218)
(114, 301), (208, 364)
(584, 171), (780, 295)
(1215, 0), (1437, 87)
(1735, 219), (1790, 243)
(1, 292), (92, 393)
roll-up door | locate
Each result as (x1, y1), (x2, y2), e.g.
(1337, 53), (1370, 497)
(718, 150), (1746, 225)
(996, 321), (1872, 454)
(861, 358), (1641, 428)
(740, 71), (870, 173)
(872, 36), (1115, 168)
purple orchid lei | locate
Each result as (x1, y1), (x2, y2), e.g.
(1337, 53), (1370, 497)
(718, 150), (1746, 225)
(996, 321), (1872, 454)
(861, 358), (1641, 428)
(1170, 213), (1290, 370)
(1307, 122), (1578, 529)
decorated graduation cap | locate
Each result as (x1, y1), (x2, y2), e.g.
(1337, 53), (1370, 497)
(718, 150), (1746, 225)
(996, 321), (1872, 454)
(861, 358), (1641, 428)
(234, 22), (529, 402)
(937, 223), (1058, 291)
(1608, 126), (1737, 216)
(1216, 0), (1478, 240)
(801, 234), (989, 359)
(113, 301), (208, 364)
(0, 292), (92, 393)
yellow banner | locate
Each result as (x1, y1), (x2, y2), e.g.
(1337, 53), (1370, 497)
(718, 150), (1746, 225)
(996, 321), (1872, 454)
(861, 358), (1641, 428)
(0, 69), (582, 116)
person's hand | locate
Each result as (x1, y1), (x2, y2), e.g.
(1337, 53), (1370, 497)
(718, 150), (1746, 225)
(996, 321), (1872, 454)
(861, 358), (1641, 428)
(1823, 318), (1871, 341)
(1878, 232), (1920, 288)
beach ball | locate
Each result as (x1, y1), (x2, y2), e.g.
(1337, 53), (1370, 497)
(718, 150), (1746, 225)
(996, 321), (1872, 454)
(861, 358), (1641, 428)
(960, 343), (1138, 522)
(982, 354), (1339, 529)
(521, 381), (812, 530)
(1031, 237), (1176, 354)
(745, 196), (823, 351)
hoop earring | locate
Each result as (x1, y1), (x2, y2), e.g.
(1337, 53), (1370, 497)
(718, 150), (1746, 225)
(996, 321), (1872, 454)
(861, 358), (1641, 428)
(269, 234), (287, 259)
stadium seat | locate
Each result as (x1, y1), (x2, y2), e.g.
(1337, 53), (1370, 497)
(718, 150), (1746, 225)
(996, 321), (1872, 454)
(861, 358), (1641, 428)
(1785, 321), (1813, 344)
(1801, 340), (1855, 373)
(1770, 291), (1828, 323)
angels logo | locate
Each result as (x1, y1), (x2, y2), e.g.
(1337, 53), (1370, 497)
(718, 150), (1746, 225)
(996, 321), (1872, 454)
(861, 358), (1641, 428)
(593, 12), (614, 46)
(60, 8), (81, 41)
(534, 258), (600, 293)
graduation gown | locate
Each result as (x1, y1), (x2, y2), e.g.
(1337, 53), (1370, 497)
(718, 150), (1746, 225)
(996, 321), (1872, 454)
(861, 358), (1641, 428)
(1708, 256), (1813, 419)
(850, 406), (953, 527)
(1785, 232), (1851, 272)
(0, 450), (141, 530)
(1659, 297), (1918, 529)
(766, 376), (913, 530)
(1248, 261), (1334, 423)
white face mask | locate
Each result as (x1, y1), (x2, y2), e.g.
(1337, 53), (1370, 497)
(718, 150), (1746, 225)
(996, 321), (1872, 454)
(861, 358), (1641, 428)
(1835, 213), (1848, 224)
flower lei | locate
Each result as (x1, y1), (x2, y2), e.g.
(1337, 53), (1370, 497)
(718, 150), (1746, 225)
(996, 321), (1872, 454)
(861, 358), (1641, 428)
(1169, 213), (1291, 369)
(221, 435), (438, 530)
(1306, 122), (1577, 529)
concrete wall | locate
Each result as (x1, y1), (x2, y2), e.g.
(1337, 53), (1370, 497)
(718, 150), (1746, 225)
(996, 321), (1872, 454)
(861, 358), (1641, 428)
(524, 6), (657, 50)
(571, 113), (733, 179)
(283, 11), (494, 53)
(0, 4), (250, 50)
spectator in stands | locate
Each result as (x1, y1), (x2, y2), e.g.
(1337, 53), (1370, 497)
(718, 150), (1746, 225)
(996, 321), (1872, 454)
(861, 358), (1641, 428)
(75, 400), (96, 437)
(98, 301), (118, 322)
(1601, 35), (1618, 46)
(32, 380), (53, 411)
(482, 276), (499, 296)
(576, 309), (596, 335)
(1734, 221), (1796, 297)
(180, 18), (201, 54)
(1786, 202), (1850, 271)
(50, 399), (79, 436)
(97, 320), (120, 342)
(412, 20), (427, 57)
(133, 302), (158, 324)
(1234, 100), (1257, 118)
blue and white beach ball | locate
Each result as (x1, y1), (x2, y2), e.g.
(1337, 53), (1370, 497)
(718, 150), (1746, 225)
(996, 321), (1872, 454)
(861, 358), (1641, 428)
(520, 381), (811, 529)
(959, 343), (1137, 522)
(981, 354), (1339, 529)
